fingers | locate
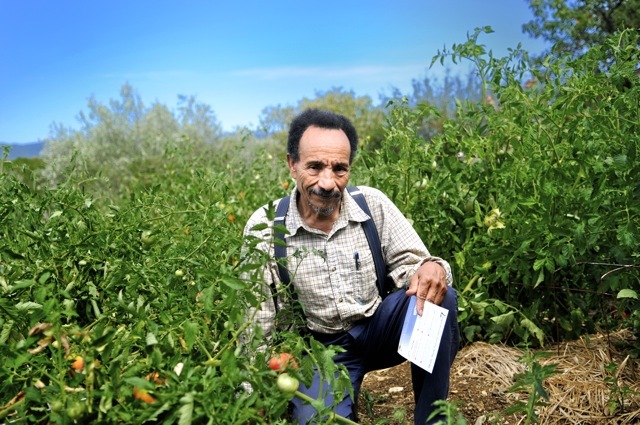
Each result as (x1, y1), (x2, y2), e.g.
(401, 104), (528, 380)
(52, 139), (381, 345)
(406, 261), (448, 315)
(416, 290), (437, 304)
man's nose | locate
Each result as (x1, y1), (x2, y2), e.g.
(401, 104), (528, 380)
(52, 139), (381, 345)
(317, 169), (336, 190)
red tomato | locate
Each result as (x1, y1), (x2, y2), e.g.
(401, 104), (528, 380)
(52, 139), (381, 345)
(70, 355), (84, 373)
(268, 352), (297, 371)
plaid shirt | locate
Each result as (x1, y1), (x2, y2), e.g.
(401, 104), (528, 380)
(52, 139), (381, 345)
(243, 185), (453, 336)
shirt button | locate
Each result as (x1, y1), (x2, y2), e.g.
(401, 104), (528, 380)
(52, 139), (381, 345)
(338, 298), (344, 302)
(331, 267), (336, 272)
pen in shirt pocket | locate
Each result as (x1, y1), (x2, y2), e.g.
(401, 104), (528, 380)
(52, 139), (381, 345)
(354, 251), (360, 270)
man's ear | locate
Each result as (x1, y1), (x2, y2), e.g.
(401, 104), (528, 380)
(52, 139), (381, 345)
(286, 154), (297, 178)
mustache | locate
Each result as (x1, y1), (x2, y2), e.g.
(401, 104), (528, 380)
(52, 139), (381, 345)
(309, 188), (341, 199)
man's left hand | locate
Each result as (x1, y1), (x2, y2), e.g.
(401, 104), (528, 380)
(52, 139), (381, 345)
(406, 261), (448, 315)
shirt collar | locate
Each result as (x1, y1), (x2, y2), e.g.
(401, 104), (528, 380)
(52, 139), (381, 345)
(285, 186), (371, 237)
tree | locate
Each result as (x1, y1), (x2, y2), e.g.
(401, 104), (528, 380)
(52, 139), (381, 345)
(258, 87), (386, 152)
(382, 69), (485, 142)
(524, 0), (640, 61)
(40, 84), (222, 199)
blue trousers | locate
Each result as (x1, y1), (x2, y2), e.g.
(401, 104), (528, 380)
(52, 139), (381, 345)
(291, 288), (460, 424)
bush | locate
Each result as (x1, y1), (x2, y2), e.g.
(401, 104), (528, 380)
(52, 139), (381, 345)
(358, 28), (640, 347)
(0, 148), (333, 423)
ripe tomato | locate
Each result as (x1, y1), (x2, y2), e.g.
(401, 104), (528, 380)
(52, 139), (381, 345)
(276, 373), (299, 393)
(70, 355), (84, 372)
(268, 352), (297, 371)
(133, 387), (157, 403)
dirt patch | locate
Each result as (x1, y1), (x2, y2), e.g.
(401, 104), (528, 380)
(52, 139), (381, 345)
(358, 330), (640, 424)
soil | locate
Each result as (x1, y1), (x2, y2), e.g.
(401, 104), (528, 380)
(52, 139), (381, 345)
(357, 332), (640, 424)
(358, 358), (506, 425)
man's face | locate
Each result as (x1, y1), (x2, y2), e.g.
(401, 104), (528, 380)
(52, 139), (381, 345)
(287, 126), (351, 218)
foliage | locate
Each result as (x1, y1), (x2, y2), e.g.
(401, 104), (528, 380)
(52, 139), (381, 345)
(357, 28), (640, 347)
(524, 0), (640, 63)
(503, 351), (560, 424)
(1, 154), (45, 191)
(428, 399), (468, 425)
(0, 151), (345, 423)
(604, 360), (639, 415)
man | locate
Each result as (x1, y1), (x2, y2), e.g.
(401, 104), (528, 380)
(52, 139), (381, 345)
(243, 108), (460, 424)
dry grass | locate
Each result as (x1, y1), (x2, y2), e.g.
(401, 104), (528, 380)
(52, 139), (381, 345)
(454, 329), (640, 424)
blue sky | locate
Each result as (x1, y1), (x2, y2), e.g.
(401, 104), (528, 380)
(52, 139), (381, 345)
(0, 1), (549, 144)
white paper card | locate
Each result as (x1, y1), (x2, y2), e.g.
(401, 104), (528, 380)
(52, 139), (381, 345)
(397, 295), (449, 373)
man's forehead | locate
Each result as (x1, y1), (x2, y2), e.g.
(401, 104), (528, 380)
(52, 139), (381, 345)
(299, 147), (350, 164)
(299, 128), (350, 156)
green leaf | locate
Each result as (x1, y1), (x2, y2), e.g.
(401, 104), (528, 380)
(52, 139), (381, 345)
(470, 301), (487, 318)
(250, 223), (268, 231)
(0, 320), (14, 343)
(463, 325), (480, 342)
(617, 289), (638, 299)
(220, 276), (245, 290)
(183, 321), (199, 350)
(534, 269), (545, 288)
(178, 392), (195, 425)
(520, 318), (545, 346)
(125, 376), (154, 390)
(15, 301), (42, 311)
(38, 272), (51, 284)
(146, 332), (158, 346)
(490, 311), (515, 327)
(533, 258), (546, 272)
(11, 280), (37, 291)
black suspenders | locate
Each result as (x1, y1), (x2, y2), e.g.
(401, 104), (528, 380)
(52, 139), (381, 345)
(271, 186), (389, 313)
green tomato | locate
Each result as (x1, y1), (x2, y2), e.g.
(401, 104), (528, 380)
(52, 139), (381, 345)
(50, 399), (64, 412)
(66, 401), (84, 420)
(277, 373), (299, 393)
(141, 231), (156, 247)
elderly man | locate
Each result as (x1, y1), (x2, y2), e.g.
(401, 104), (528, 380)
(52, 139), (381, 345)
(243, 108), (459, 424)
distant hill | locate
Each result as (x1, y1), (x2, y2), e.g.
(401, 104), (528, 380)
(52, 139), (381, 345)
(1, 141), (45, 160)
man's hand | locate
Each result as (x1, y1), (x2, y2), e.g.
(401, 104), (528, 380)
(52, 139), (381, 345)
(406, 261), (448, 315)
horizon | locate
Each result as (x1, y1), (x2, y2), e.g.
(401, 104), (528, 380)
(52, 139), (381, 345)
(1, 1), (550, 145)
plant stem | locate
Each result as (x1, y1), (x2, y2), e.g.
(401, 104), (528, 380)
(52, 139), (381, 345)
(292, 391), (359, 425)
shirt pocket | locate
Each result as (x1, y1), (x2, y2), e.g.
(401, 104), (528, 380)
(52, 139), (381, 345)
(353, 244), (378, 304)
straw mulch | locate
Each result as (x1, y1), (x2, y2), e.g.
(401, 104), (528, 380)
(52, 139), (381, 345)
(454, 329), (640, 424)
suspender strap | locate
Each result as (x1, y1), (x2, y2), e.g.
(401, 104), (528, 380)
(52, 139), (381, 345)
(272, 186), (388, 313)
(345, 186), (388, 299)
